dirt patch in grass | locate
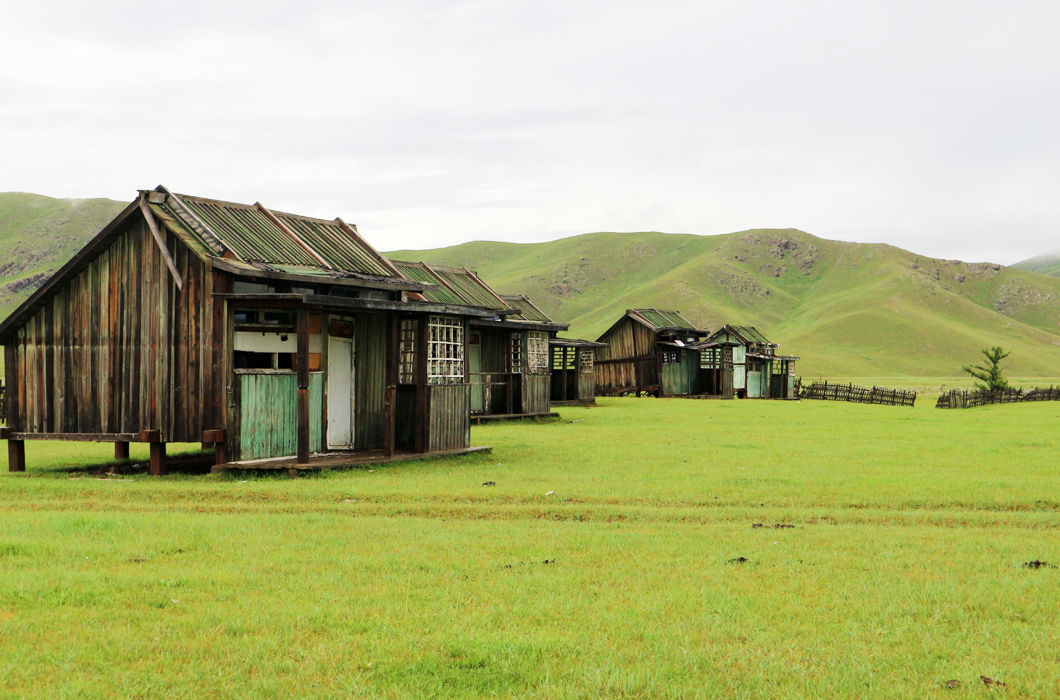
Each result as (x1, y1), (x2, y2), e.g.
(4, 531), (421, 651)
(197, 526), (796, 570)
(1022, 559), (1053, 569)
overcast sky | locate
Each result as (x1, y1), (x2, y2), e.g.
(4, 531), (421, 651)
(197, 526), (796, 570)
(2, 0), (1058, 264)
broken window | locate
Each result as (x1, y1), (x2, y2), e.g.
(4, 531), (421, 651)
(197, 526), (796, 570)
(662, 351), (679, 364)
(527, 331), (549, 374)
(551, 346), (575, 371)
(579, 349), (594, 374)
(427, 316), (464, 384)
(399, 318), (417, 384)
(510, 332), (522, 373)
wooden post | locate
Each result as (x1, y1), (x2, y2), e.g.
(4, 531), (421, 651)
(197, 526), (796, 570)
(8, 440), (25, 472)
(383, 385), (396, 458)
(114, 442), (130, 459)
(383, 316), (398, 457)
(296, 308), (310, 464)
(140, 429), (166, 476)
(415, 316), (428, 454)
(149, 442), (166, 476)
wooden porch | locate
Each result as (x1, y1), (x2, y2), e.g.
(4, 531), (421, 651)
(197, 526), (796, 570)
(215, 445), (492, 474)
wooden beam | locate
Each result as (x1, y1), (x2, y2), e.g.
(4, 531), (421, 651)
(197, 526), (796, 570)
(296, 308), (310, 464)
(114, 442), (129, 459)
(202, 429), (226, 443)
(139, 197), (184, 291)
(7, 432), (141, 442)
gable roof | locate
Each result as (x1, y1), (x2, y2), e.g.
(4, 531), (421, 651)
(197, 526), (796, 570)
(0, 187), (424, 340)
(707, 324), (775, 346)
(595, 308), (707, 344)
(629, 308), (701, 332)
(500, 294), (552, 323)
(152, 187), (403, 278)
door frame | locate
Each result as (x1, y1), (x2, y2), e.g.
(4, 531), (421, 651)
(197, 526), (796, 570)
(327, 329), (355, 450)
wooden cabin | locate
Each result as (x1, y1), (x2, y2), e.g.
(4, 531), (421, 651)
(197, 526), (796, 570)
(593, 309), (733, 398)
(705, 325), (799, 399)
(0, 186), (493, 474)
(549, 338), (604, 405)
(389, 262), (569, 420)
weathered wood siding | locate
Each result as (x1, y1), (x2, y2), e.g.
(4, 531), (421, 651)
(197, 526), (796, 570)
(354, 313), (387, 448)
(594, 318), (659, 394)
(427, 384), (470, 452)
(523, 374), (550, 414)
(8, 217), (210, 441)
(578, 374), (594, 402)
(237, 372), (323, 460)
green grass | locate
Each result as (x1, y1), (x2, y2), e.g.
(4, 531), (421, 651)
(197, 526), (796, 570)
(0, 192), (126, 317)
(2, 395), (1058, 697)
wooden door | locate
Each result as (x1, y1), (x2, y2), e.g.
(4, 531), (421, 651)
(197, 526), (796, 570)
(327, 335), (354, 449)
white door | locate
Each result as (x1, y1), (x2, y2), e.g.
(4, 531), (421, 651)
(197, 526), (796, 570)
(327, 335), (354, 449)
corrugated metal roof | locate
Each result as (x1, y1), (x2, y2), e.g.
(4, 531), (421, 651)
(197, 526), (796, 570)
(731, 325), (773, 345)
(501, 295), (552, 322)
(431, 267), (505, 308)
(155, 189), (400, 279)
(179, 196), (321, 266)
(632, 308), (698, 330)
(273, 212), (395, 277)
(391, 261), (465, 305)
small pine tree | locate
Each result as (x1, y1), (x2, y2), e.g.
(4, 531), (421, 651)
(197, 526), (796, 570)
(962, 346), (1011, 392)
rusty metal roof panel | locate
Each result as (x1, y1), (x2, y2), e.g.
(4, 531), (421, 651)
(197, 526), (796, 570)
(391, 261), (465, 304)
(273, 212), (393, 276)
(431, 268), (506, 308)
(178, 196), (321, 266)
(732, 325), (773, 345)
(500, 295), (552, 322)
(632, 308), (698, 330)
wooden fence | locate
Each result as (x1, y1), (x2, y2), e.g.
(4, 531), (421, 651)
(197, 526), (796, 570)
(796, 379), (917, 407)
(936, 386), (1060, 409)
(0, 381), (5, 424)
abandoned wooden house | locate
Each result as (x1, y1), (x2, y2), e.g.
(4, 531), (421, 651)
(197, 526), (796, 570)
(389, 261), (570, 420)
(0, 186), (494, 475)
(593, 309), (736, 398)
(705, 325), (798, 399)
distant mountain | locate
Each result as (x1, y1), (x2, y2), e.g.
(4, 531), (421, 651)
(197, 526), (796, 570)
(0, 193), (126, 315)
(1012, 251), (1060, 278)
(388, 230), (1060, 377)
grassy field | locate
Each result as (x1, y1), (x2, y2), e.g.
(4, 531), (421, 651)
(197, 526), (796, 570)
(1, 395), (1058, 697)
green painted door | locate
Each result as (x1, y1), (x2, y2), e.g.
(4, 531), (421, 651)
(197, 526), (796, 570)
(747, 371), (762, 398)
(469, 342), (483, 412)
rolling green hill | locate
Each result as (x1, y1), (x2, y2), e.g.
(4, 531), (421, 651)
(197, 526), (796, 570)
(2, 192), (1059, 377)
(0, 193), (127, 316)
(388, 230), (1060, 377)
(1013, 251), (1060, 277)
